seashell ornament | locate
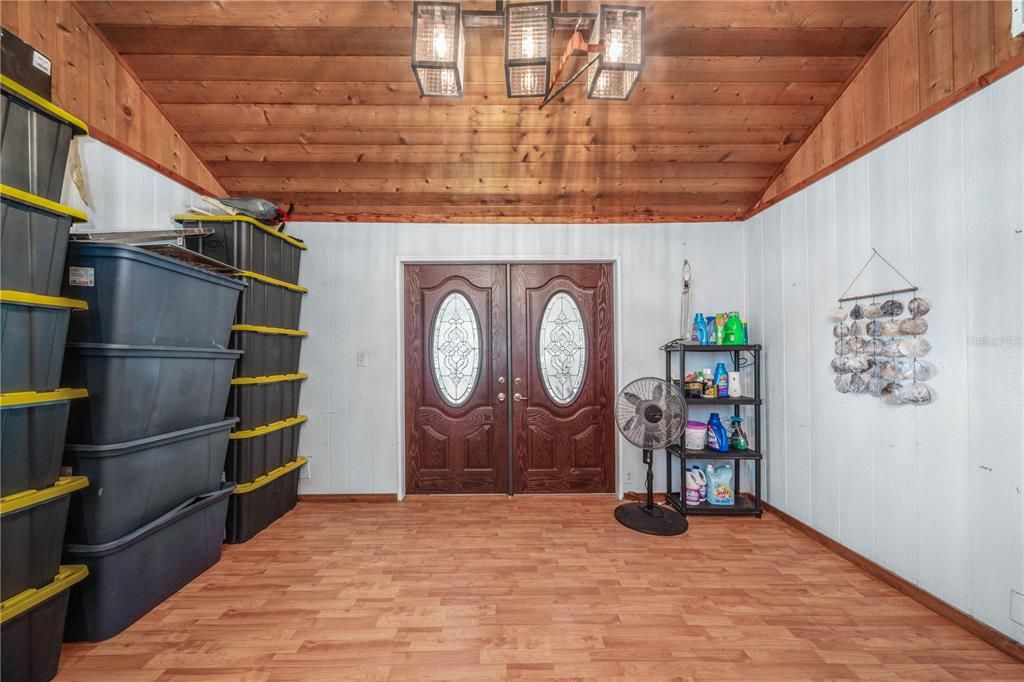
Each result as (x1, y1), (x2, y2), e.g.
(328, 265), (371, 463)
(862, 303), (885, 319)
(827, 306), (848, 322)
(833, 322), (851, 338)
(880, 319), (901, 336)
(880, 299), (904, 316)
(849, 304), (864, 320)
(900, 383), (933, 405)
(880, 382), (903, 405)
(898, 318), (927, 335)
(908, 297), (930, 318)
(899, 337), (932, 358)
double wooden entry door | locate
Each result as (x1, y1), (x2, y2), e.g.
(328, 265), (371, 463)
(404, 263), (614, 495)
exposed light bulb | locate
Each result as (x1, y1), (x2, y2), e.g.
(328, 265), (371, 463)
(607, 29), (623, 62)
(522, 27), (535, 58)
(522, 69), (535, 93)
(433, 26), (448, 59)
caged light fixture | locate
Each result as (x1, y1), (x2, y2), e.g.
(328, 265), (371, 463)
(587, 5), (644, 100)
(411, 2), (465, 97)
(411, 1), (644, 105)
(504, 2), (552, 98)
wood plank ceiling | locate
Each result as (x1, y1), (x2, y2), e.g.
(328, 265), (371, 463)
(77, 0), (908, 223)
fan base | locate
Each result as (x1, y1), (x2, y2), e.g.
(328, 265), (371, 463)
(614, 502), (688, 536)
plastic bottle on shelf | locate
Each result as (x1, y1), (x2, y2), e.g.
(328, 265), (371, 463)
(691, 465), (707, 501)
(693, 313), (707, 344)
(706, 412), (729, 452)
(722, 312), (744, 345)
(713, 362), (729, 398)
(685, 469), (701, 506)
(705, 315), (718, 344)
(729, 416), (748, 451)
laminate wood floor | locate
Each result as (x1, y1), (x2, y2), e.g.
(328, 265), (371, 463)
(57, 496), (1022, 681)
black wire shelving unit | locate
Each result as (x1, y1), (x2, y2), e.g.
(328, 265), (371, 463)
(660, 340), (763, 518)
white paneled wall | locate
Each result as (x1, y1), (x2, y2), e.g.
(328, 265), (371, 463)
(59, 137), (204, 231)
(286, 221), (748, 499)
(744, 68), (1024, 641)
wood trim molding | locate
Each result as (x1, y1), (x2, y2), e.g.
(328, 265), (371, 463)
(759, 498), (1024, 663)
(298, 493), (399, 503)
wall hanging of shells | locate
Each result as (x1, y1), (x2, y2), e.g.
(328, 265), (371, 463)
(829, 249), (934, 406)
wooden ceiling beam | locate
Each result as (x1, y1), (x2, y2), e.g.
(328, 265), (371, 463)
(80, 1), (906, 30)
(252, 191), (760, 207)
(99, 25), (884, 58)
(163, 104), (825, 129)
(218, 176), (768, 194)
(142, 80), (843, 106)
(195, 143), (799, 164)
(123, 55), (862, 83)
(179, 126), (812, 146)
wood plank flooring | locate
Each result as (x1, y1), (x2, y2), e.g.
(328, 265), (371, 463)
(56, 496), (1022, 681)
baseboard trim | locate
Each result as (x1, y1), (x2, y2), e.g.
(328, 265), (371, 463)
(760, 499), (1024, 663)
(298, 493), (398, 503)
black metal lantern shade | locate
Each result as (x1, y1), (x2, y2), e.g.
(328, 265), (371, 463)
(587, 4), (644, 101)
(412, 1), (465, 98)
(504, 2), (552, 98)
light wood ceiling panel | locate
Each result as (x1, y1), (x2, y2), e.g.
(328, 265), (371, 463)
(77, 0), (908, 222)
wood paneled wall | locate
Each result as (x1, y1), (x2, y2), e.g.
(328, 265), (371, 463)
(754, 0), (1024, 212)
(1, 1), (224, 196)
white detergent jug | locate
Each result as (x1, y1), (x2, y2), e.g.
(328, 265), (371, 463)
(691, 467), (707, 502)
(685, 470), (701, 506)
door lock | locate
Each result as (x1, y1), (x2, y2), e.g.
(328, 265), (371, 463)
(514, 377), (523, 385)
(497, 392), (506, 402)
(497, 376), (506, 384)
(514, 392), (528, 402)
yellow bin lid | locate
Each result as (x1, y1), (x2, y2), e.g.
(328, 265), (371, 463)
(231, 324), (307, 337)
(230, 415), (308, 440)
(0, 184), (88, 223)
(231, 372), (307, 386)
(0, 388), (88, 408)
(0, 289), (88, 311)
(173, 213), (307, 251)
(0, 75), (89, 136)
(0, 476), (89, 517)
(234, 457), (307, 494)
(0, 565), (89, 625)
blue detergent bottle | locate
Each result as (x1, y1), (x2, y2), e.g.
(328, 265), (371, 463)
(713, 362), (729, 398)
(705, 315), (718, 344)
(706, 412), (729, 452)
(692, 313), (707, 344)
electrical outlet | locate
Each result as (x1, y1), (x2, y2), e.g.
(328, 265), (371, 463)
(356, 351), (368, 367)
(299, 457), (312, 480)
(1011, 590), (1024, 627)
(625, 470), (634, 485)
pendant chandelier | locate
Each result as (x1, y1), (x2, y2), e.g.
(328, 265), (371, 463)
(411, 1), (645, 105)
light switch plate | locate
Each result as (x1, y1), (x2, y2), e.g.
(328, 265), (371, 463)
(1013, 0), (1024, 38)
(300, 457), (312, 480)
(1011, 590), (1024, 627)
(356, 351), (368, 367)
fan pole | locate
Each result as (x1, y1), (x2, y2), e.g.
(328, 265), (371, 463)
(643, 449), (655, 512)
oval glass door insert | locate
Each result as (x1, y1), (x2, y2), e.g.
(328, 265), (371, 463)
(431, 292), (481, 406)
(539, 292), (587, 405)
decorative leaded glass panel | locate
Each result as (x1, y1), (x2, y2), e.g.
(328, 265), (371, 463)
(431, 292), (481, 406)
(539, 292), (587, 405)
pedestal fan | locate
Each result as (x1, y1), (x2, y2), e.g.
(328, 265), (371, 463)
(614, 377), (688, 536)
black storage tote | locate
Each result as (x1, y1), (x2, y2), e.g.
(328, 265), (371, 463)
(62, 242), (244, 348)
(1, 185), (88, 296)
(63, 485), (234, 642)
(225, 415), (305, 483)
(0, 75), (88, 202)
(0, 387), (87, 497)
(1, 290), (86, 394)
(226, 457), (305, 544)
(227, 372), (306, 432)
(1, 476), (88, 601)
(0, 564), (88, 682)
(176, 214), (306, 285)
(234, 271), (305, 330)
(230, 324), (305, 377)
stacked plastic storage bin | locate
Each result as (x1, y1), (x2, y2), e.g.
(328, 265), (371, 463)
(0, 75), (91, 682)
(58, 240), (245, 641)
(176, 214), (308, 543)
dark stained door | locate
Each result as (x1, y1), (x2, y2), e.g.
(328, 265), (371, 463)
(405, 264), (509, 494)
(510, 264), (615, 493)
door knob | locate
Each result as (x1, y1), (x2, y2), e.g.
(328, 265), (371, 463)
(514, 392), (527, 402)
(497, 392), (506, 402)
(498, 376), (506, 384)
(514, 377), (523, 385)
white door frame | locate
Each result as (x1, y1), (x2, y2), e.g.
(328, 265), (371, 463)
(395, 256), (623, 500)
